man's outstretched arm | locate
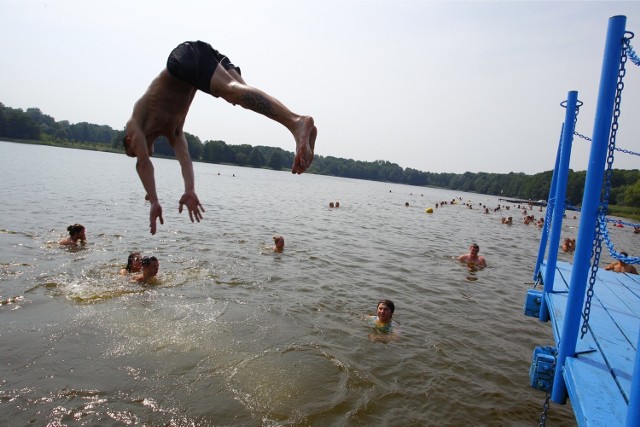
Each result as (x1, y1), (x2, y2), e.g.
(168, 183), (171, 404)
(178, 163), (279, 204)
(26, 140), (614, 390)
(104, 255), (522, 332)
(171, 133), (204, 223)
(128, 125), (164, 235)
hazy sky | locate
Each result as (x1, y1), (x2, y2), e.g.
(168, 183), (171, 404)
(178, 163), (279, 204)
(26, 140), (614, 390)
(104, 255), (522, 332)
(2, 0), (639, 174)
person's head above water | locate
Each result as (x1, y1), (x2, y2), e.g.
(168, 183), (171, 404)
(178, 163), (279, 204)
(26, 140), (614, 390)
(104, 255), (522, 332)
(376, 299), (395, 323)
(67, 223), (85, 239)
(126, 251), (143, 273)
(273, 235), (285, 251)
(141, 256), (159, 277)
(59, 223), (86, 246)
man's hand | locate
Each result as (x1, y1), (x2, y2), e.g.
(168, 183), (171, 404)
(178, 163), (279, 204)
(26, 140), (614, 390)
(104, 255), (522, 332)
(179, 190), (204, 223)
(149, 201), (164, 235)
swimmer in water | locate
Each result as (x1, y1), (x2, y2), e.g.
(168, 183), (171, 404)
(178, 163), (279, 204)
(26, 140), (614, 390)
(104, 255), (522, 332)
(368, 299), (399, 342)
(458, 243), (487, 269)
(273, 235), (285, 252)
(119, 251), (143, 275)
(132, 256), (160, 284)
(562, 238), (576, 253)
(59, 223), (86, 246)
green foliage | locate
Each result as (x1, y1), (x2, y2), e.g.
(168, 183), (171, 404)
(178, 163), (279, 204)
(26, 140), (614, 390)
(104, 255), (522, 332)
(2, 101), (639, 208)
(267, 150), (283, 170)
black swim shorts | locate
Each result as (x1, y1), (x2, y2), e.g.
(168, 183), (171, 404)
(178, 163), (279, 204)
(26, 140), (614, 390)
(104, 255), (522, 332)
(166, 41), (241, 94)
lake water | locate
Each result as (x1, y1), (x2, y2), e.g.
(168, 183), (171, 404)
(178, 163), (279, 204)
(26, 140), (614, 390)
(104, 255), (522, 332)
(6, 140), (636, 426)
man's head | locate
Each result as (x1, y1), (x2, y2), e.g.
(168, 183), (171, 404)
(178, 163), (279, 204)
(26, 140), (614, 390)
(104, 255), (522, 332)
(470, 243), (480, 255)
(122, 135), (136, 157)
(122, 135), (155, 158)
(273, 235), (285, 250)
(67, 223), (86, 240)
(141, 256), (159, 277)
(377, 299), (395, 322)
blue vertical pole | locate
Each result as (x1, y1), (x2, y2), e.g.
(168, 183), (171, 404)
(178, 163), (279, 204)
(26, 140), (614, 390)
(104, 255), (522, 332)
(541, 95), (578, 323)
(533, 126), (562, 283)
(627, 325), (640, 426)
(551, 15), (627, 404)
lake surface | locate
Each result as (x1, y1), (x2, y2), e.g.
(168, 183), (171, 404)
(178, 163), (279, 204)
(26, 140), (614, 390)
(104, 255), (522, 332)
(5, 140), (635, 426)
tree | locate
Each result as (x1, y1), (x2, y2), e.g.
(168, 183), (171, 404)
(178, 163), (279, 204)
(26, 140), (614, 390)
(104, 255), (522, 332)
(622, 181), (640, 206)
(248, 147), (265, 167)
(185, 132), (203, 161)
(267, 150), (283, 170)
(2, 108), (40, 140)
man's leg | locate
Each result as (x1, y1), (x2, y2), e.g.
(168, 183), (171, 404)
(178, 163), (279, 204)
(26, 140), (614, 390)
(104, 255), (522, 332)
(209, 64), (316, 174)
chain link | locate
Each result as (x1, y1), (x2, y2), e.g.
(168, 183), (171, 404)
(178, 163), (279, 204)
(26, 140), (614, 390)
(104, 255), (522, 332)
(538, 349), (558, 427)
(573, 130), (639, 156)
(626, 32), (640, 66)
(580, 35), (628, 339)
(573, 131), (591, 142)
(614, 146), (640, 156)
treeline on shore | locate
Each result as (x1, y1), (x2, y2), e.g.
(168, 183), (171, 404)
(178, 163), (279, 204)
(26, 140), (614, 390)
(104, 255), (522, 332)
(2, 102), (640, 216)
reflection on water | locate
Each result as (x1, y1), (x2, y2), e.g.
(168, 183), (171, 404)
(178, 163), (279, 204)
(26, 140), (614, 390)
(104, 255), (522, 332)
(5, 141), (634, 425)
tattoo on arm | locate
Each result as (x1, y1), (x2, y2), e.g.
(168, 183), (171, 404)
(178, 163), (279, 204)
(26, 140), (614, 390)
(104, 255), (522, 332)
(241, 94), (278, 118)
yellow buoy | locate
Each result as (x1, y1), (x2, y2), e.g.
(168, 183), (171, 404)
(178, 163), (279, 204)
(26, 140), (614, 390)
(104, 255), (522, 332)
(425, 207), (433, 213)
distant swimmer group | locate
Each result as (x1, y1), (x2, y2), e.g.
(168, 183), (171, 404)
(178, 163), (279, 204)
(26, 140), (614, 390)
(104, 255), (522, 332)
(123, 40), (317, 235)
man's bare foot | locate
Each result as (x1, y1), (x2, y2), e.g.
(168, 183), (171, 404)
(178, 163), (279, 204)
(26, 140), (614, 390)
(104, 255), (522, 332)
(291, 116), (317, 174)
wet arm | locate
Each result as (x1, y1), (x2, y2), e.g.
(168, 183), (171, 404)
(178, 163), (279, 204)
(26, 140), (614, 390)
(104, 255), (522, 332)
(135, 151), (159, 203)
(171, 133), (204, 222)
(172, 134), (195, 193)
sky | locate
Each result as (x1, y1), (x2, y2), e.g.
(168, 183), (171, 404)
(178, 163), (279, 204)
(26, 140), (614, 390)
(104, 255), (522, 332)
(1, 0), (639, 175)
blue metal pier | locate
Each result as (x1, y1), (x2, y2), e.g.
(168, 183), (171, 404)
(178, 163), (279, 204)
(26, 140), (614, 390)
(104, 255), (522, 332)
(540, 260), (639, 425)
(525, 15), (640, 426)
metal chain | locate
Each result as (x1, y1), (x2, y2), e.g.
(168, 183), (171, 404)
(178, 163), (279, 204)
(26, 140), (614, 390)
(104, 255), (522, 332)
(573, 131), (639, 156)
(573, 132), (591, 142)
(538, 349), (558, 427)
(580, 36), (628, 339)
(626, 32), (640, 66)
(614, 146), (640, 156)
(574, 104), (638, 154)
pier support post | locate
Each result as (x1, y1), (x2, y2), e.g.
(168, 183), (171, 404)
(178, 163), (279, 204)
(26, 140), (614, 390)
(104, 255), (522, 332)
(540, 92), (578, 323)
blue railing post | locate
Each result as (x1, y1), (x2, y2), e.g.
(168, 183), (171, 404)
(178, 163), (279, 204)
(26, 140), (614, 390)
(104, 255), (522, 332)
(627, 324), (640, 426)
(533, 125), (562, 284)
(540, 95), (579, 323)
(551, 15), (627, 404)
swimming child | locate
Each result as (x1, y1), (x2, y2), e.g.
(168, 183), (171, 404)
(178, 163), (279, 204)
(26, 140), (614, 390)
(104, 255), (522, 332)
(119, 251), (143, 275)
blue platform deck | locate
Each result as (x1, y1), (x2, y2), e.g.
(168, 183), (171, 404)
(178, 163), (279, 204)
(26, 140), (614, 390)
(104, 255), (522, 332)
(543, 260), (640, 426)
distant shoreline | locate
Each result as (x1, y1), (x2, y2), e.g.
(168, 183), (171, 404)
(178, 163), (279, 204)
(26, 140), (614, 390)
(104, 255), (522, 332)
(3, 138), (639, 222)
